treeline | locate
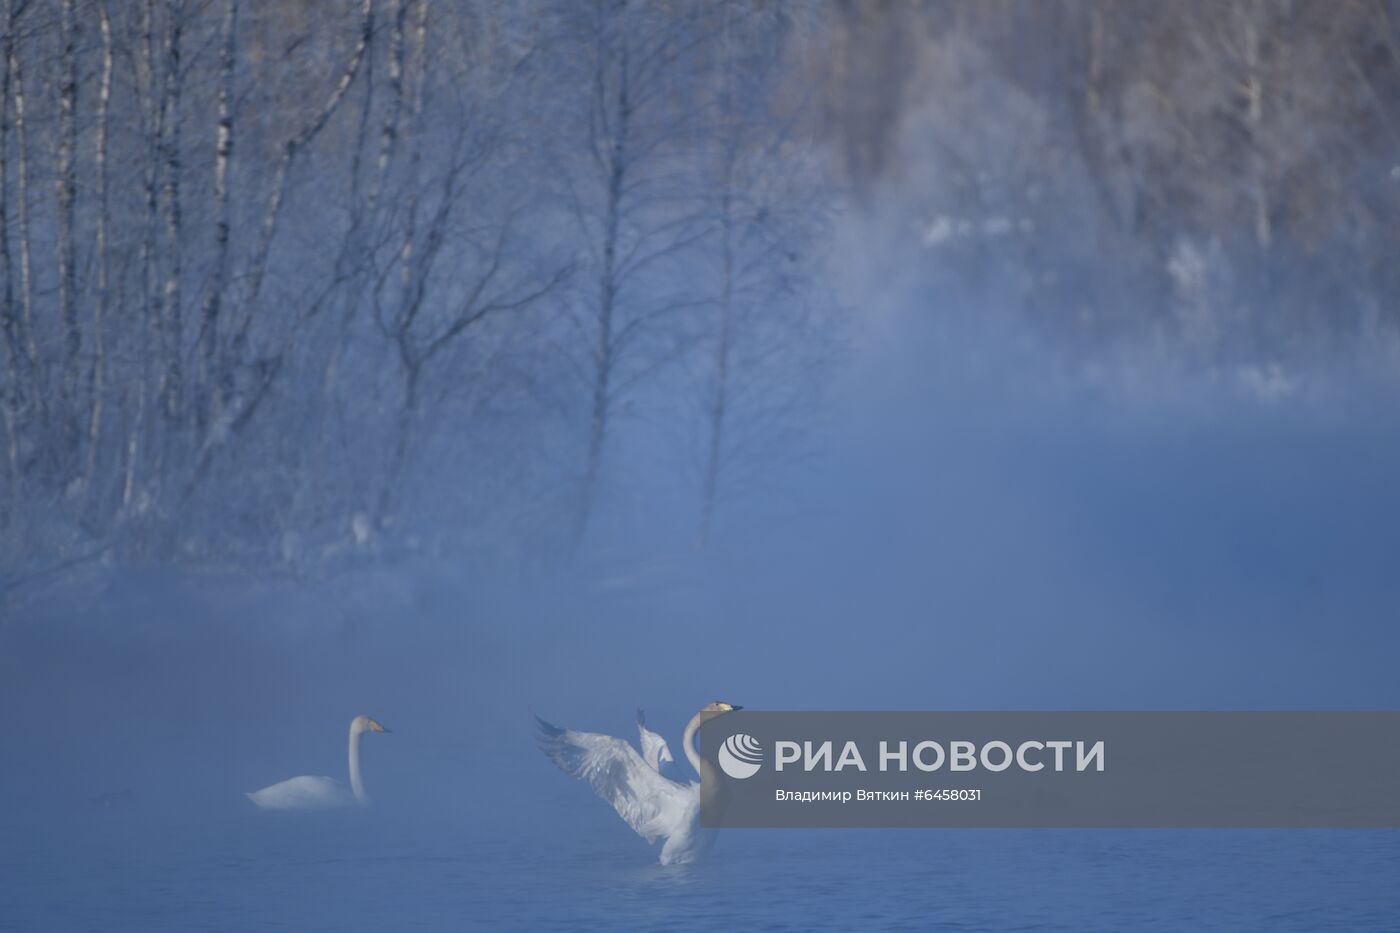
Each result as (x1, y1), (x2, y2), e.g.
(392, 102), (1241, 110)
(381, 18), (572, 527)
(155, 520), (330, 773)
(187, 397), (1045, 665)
(5, 1), (1398, 578)
(0, 0), (837, 573)
(826, 0), (1400, 374)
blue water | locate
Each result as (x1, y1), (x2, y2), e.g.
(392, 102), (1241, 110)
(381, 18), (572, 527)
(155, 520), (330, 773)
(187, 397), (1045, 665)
(5, 551), (1400, 933)
(7, 404), (1400, 930)
(5, 547), (1399, 933)
(5, 810), (1398, 931)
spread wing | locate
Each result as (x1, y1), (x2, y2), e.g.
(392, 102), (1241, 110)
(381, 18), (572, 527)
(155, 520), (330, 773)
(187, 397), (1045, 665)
(636, 708), (674, 772)
(537, 715), (693, 844)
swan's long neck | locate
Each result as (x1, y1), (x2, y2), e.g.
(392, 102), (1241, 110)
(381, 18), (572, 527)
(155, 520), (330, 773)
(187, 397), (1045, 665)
(348, 723), (366, 803)
(681, 711), (706, 779)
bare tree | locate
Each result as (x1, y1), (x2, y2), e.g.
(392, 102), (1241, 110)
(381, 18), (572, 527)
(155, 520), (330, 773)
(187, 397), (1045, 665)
(194, 0), (237, 439)
(55, 0), (79, 460)
(0, 0), (19, 493)
(124, 0), (166, 510)
(695, 1), (835, 546)
(243, 0), (374, 317)
(81, 2), (114, 495)
(366, 10), (572, 525)
(159, 0), (184, 427)
(7, 5), (36, 411)
(561, 0), (716, 547)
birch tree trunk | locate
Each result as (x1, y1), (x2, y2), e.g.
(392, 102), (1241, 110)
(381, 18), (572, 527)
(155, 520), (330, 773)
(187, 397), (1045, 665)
(373, 0), (407, 213)
(396, 0), (427, 301)
(82, 4), (114, 497)
(159, 0), (184, 425)
(367, 0), (426, 529)
(123, 0), (164, 512)
(0, 6), (18, 491)
(56, 0), (80, 457)
(321, 0), (397, 397)
(197, 0), (236, 438)
(9, 29), (37, 397)
(244, 0), (374, 318)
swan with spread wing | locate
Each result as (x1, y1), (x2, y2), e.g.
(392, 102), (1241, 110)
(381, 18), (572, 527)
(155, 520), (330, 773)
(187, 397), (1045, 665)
(536, 701), (740, 865)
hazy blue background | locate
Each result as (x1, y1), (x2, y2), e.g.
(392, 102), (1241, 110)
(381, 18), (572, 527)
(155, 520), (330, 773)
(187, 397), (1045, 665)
(5, 1), (1400, 929)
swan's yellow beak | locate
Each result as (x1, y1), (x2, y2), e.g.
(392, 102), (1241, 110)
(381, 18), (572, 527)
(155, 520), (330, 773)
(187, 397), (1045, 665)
(368, 719), (389, 733)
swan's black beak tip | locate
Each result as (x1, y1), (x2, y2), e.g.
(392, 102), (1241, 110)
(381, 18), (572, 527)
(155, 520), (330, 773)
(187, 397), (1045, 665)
(731, 705), (744, 711)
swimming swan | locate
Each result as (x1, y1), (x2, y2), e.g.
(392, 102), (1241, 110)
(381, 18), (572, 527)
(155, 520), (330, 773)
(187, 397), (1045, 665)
(246, 715), (389, 810)
(636, 708), (673, 772)
(537, 701), (740, 864)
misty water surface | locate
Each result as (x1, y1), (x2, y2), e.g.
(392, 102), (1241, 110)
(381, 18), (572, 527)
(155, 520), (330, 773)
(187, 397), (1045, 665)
(5, 386), (1400, 931)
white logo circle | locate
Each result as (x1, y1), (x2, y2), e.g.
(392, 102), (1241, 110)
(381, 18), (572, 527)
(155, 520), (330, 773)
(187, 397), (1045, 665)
(718, 733), (763, 779)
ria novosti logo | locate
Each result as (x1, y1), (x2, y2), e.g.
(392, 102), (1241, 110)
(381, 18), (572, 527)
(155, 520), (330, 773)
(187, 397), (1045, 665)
(703, 712), (1400, 830)
(718, 733), (763, 779)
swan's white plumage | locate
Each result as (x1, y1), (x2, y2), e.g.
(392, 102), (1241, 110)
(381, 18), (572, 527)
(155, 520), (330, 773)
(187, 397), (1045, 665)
(537, 702), (739, 865)
(247, 715), (388, 811)
(636, 708), (673, 772)
(245, 775), (354, 810)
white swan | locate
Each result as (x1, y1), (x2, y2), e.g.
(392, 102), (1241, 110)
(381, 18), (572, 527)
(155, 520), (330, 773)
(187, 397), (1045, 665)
(636, 708), (673, 772)
(537, 701), (740, 865)
(246, 715), (389, 810)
